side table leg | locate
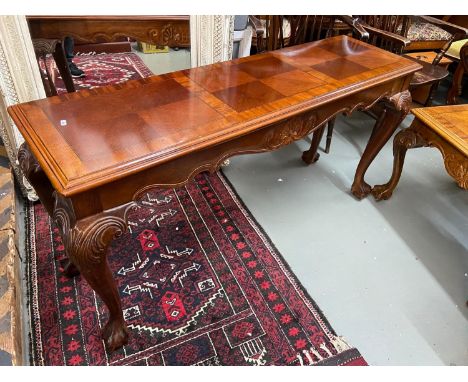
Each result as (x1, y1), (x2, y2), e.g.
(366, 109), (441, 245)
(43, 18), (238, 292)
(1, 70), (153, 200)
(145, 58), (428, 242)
(351, 90), (412, 199)
(53, 194), (130, 351)
(371, 128), (427, 200)
(18, 143), (81, 277)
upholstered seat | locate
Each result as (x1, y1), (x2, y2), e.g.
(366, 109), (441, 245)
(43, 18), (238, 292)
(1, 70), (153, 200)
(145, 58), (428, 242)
(446, 38), (468, 59)
(407, 22), (452, 42)
(406, 22), (454, 51)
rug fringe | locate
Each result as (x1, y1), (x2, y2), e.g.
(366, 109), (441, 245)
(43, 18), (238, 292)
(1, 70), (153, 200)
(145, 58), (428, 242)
(309, 346), (323, 361)
(330, 335), (352, 353)
(320, 342), (333, 357)
(296, 337), (352, 366)
(296, 346), (323, 366)
(303, 349), (315, 364)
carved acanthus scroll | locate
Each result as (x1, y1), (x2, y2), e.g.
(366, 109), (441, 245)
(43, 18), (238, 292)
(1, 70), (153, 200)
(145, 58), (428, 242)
(52, 193), (136, 269)
(387, 89), (412, 114)
(148, 23), (189, 46)
(412, 123), (468, 190)
(372, 117), (468, 201)
(265, 112), (318, 150)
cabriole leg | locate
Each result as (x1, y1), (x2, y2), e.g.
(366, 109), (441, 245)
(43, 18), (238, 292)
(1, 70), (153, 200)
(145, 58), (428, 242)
(351, 90), (412, 199)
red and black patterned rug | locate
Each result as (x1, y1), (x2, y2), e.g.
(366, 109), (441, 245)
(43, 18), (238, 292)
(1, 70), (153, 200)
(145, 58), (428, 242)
(49, 52), (154, 92)
(27, 53), (367, 366)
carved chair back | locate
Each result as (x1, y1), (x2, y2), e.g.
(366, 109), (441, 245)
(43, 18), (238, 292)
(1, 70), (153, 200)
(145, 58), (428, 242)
(356, 15), (411, 54)
(254, 16), (350, 53)
(356, 15), (468, 65)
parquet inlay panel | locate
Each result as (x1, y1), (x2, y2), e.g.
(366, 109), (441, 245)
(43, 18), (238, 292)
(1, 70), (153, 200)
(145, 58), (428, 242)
(236, 56), (296, 79)
(260, 70), (325, 96)
(311, 58), (370, 80)
(212, 81), (286, 112)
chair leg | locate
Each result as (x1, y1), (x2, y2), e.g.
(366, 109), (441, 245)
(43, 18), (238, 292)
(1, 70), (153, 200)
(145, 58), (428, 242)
(52, 40), (76, 94)
(424, 82), (439, 106)
(325, 117), (335, 154)
(40, 55), (58, 97)
(302, 124), (326, 165)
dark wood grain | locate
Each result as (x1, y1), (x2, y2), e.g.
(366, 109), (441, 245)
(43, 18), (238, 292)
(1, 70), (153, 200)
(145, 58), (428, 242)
(11, 35), (421, 350)
(27, 15), (190, 48)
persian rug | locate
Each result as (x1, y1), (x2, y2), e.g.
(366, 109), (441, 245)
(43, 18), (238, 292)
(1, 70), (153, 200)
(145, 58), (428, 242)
(47, 52), (153, 92)
(26, 53), (367, 366)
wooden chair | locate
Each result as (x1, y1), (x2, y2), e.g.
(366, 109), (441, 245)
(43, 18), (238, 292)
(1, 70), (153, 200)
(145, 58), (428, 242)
(32, 38), (75, 97)
(359, 16), (467, 106)
(251, 15), (367, 54)
(446, 39), (468, 104)
(322, 16), (468, 156)
(358, 17), (453, 106)
(359, 15), (467, 54)
(250, 16), (368, 162)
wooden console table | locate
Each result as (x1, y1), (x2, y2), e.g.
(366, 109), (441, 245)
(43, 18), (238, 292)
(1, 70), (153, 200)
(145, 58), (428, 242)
(27, 16), (190, 48)
(372, 104), (468, 200)
(9, 36), (420, 351)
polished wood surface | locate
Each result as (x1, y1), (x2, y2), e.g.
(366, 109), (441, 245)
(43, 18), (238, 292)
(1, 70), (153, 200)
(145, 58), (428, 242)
(372, 104), (468, 200)
(27, 15), (190, 48)
(411, 105), (468, 156)
(10, 36), (420, 197)
(11, 35), (421, 351)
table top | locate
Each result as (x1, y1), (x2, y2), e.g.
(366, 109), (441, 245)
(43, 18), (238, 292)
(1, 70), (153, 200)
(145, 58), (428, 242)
(412, 105), (468, 157)
(9, 35), (421, 196)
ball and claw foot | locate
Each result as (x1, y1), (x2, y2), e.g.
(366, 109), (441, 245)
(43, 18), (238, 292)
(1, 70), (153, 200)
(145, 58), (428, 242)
(301, 151), (320, 165)
(63, 259), (80, 278)
(371, 184), (393, 201)
(102, 319), (129, 351)
(351, 181), (371, 200)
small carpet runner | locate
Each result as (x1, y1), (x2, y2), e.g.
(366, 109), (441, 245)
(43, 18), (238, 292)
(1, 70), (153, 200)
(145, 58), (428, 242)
(27, 52), (367, 366)
(50, 52), (154, 92)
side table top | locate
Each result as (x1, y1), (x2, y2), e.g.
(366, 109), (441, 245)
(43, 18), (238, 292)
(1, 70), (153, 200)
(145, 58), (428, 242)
(412, 105), (468, 157)
(8, 35), (421, 196)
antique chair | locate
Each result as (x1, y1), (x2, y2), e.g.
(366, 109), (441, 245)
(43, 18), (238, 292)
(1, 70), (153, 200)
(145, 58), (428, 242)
(32, 38), (75, 97)
(359, 15), (466, 53)
(446, 39), (468, 104)
(249, 16), (369, 162)
(250, 15), (366, 54)
(320, 16), (468, 156)
(405, 17), (461, 52)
